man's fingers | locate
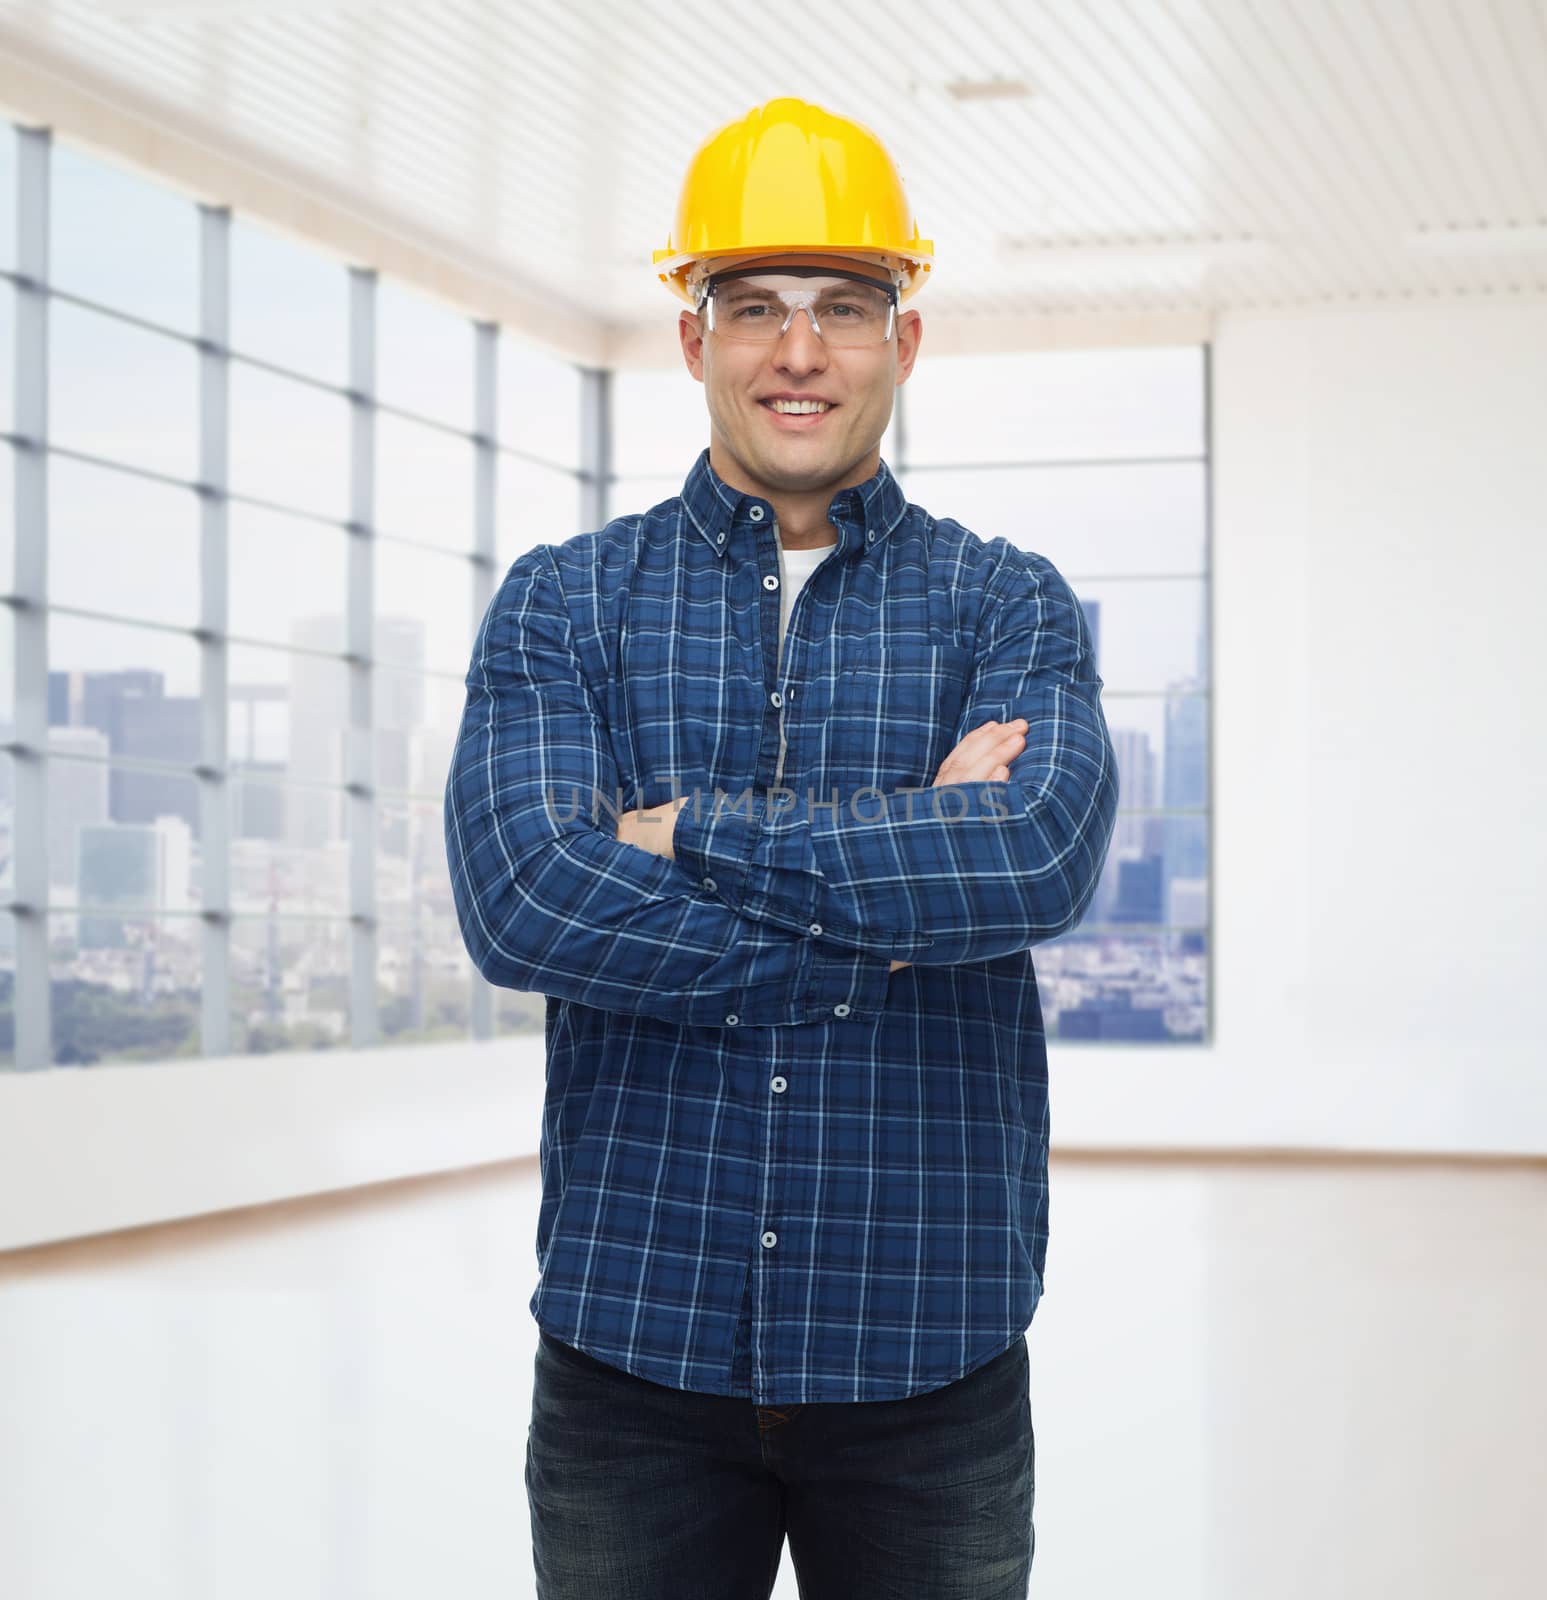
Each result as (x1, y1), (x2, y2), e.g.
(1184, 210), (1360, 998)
(972, 716), (1025, 739)
(934, 719), (1027, 786)
(962, 718), (1026, 759)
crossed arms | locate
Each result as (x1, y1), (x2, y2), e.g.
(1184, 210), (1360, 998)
(444, 544), (1119, 1028)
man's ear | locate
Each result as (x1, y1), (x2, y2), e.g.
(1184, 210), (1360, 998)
(895, 309), (923, 387)
(679, 309), (705, 382)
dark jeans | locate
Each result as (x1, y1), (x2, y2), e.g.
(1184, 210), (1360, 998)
(526, 1327), (1035, 1599)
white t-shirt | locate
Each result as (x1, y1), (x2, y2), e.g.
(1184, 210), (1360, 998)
(773, 534), (836, 787)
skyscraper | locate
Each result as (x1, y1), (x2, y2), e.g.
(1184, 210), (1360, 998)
(286, 615), (427, 850)
(47, 726), (111, 892)
(1162, 683), (1208, 885)
(49, 669), (200, 834)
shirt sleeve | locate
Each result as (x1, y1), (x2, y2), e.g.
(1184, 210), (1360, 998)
(672, 551), (1120, 967)
(444, 546), (896, 1027)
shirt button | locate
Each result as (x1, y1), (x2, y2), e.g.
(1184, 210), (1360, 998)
(749, 505), (765, 521)
(808, 922), (822, 937)
(867, 529), (875, 543)
(761, 1230), (777, 1248)
(701, 876), (717, 893)
(833, 1003), (850, 1018)
(769, 690), (782, 709)
(715, 530), (725, 543)
(762, 573), (778, 591)
(770, 1076), (787, 1094)
(725, 1013), (739, 1026)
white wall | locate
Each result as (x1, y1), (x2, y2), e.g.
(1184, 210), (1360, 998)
(3, 297), (1544, 1252)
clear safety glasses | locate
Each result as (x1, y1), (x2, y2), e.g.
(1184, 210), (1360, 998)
(697, 266), (899, 348)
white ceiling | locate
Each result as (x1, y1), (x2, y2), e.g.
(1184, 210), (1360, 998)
(0, 0), (1544, 361)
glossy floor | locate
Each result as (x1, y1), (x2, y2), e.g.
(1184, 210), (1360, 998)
(2, 1154), (1544, 1599)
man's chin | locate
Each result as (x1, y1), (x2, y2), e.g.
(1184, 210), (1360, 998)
(745, 444), (865, 497)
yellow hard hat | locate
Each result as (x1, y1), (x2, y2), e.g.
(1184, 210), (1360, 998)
(653, 97), (934, 305)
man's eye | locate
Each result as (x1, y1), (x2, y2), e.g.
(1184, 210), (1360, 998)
(824, 302), (862, 319)
(728, 303), (774, 320)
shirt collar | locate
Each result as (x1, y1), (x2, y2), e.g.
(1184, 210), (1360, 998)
(679, 448), (908, 560)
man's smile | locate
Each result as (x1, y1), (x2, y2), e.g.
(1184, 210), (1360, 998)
(758, 392), (839, 426)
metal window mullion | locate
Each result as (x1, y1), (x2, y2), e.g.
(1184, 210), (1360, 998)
(469, 320), (497, 1041)
(11, 127), (50, 1071)
(347, 268), (378, 1048)
(197, 203), (232, 1057)
(579, 366), (610, 532)
(1203, 340), (1215, 1047)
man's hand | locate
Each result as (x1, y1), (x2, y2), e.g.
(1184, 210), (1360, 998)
(616, 794), (690, 861)
(933, 717), (1027, 788)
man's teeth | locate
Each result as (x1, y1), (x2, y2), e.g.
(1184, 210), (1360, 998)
(767, 399), (831, 414)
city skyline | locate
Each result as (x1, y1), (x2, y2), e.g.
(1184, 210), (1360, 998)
(0, 591), (1210, 1057)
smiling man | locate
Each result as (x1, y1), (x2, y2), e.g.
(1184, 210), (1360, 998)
(445, 98), (1118, 1600)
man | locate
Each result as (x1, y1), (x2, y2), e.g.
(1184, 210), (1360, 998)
(445, 98), (1118, 1600)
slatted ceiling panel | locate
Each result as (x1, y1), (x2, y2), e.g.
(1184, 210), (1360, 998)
(1203, 10), (1382, 302)
(1452, 21), (1547, 222)
(949, 5), (1263, 308)
(226, 13), (531, 224)
(1197, 4), (1389, 301)
(854, 12), (1087, 315)
(1179, 12), (1365, 299)
(1305, 1), (1497, 296)
(1, 0), (1544, 359)
(1077, 24), (1236, 306)
(1268, 1), (1504, 298)
(486, 10), (691, 261)
(1479, 0), (1547, 204)
(990, 14), (1197, 300)
(1410, 3), (1531, 222)
(1368, 0), (1547, 296)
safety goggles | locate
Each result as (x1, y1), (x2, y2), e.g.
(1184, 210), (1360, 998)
(696, 266), (899, 348)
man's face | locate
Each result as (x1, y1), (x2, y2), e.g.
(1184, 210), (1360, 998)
(678, 251), (923, 500)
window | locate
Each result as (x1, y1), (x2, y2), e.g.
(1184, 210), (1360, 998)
(0, 125), (589, 1068)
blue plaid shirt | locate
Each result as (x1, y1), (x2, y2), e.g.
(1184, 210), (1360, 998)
(446, 449), (1118, 1404)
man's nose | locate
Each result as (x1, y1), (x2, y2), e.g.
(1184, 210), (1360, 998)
(771, 308), (828, 374)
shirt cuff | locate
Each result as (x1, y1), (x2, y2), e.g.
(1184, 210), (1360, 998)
(803, 938), (895, 1023)
(673, 784), (764, 906)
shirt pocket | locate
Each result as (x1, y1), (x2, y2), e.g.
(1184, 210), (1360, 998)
(819, 641), (976, 796)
